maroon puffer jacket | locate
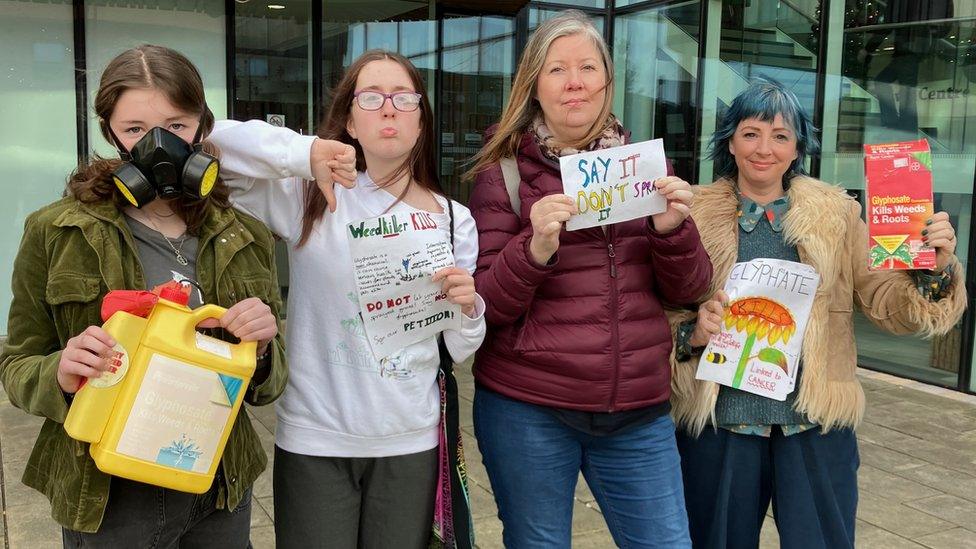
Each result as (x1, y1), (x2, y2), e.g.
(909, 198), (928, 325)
(470, 130), (712, 412)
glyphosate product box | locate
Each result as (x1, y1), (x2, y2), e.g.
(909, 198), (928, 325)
(864, 139), (936, 270)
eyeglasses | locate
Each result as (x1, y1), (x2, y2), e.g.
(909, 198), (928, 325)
(352, 90), (423, 112)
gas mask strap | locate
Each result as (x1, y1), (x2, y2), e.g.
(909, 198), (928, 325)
(107, 125), (133, 161)
(190, 108), (209, 147)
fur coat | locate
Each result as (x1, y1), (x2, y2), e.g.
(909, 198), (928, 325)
(669, 177), (967, 435)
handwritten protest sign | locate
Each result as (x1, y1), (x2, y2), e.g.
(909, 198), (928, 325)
(560, 139), (668, 231)
(347, 212), (462, 360)
(696, 259), (820, 401)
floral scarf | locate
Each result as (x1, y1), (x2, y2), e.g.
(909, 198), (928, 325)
(531, 114), (626, 161)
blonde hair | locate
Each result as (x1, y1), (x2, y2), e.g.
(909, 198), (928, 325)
(465, 10), (613, 180)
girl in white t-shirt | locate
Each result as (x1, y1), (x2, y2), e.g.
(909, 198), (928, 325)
(209, 51), (485, 548)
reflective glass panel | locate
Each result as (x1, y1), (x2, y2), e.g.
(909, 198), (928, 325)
(0, 1), (76, 334)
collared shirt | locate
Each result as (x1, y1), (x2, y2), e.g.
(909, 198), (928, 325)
(737, 193), (790, 233)
(726, 424), (816, 437)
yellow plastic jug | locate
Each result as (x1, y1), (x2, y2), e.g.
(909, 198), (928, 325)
(64, 289), (256, 494)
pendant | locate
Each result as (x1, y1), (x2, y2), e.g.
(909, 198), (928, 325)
(176, 253), (189, 266)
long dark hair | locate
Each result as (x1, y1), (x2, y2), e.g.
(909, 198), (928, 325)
(298, 50), (441, 246)
(66, 45), (229, 234)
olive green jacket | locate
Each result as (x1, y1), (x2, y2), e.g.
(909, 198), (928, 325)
(0, 197), (287, 532)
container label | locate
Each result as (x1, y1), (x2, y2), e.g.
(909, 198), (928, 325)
(195, 332), (232, 359)
(87, 343), (129, 388)
(115, 354), (243, 474)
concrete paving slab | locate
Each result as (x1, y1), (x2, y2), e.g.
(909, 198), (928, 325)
(245, 403), (277, 435)
(857, 490), (954, 539)
(574, 473), (596, 504)
(912, 528), (976, 549)
(249, 525), (276, 549)
(895, 464), (976, 504)
(250, 497), (273, 529)
(2, 459), (45, 510)
(5, 502), (61, 549)
(459, 393), (474, 429)
(855, 519), (928, 548)
(469, 482), (499, 520)
(904, 494), (976, 529)
(859, 440), (929, 473)
(858, 464), (943, 503)
(759, 516), (778, 547)
(256, 495), (274, 523)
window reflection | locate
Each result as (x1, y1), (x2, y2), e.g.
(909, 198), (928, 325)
(613, 1), (701, 181)
(234, 1), (311, 134)
(823, 1), (975, 388)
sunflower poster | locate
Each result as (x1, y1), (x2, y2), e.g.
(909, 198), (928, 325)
(864, 139), (936, 270)
(696, 258), (820, 401)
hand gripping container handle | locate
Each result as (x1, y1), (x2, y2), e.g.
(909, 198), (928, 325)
(185, 304), (258, 357)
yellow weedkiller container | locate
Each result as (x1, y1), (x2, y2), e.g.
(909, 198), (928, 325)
(64, 286), (256, 493)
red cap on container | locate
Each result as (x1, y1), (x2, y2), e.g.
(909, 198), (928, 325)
(100, 290), (158, 321)
(158, 285), (190, 306)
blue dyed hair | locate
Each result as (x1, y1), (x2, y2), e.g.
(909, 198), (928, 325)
(708, 77), (819, 184)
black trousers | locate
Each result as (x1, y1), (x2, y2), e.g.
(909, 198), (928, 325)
(61, 476), (252, 548)
(272, 445), (437, 549)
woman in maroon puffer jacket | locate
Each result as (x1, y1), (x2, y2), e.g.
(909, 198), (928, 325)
(464, 10), (711, 548)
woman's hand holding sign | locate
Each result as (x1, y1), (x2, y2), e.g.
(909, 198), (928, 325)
(690, 290), (729, 348)
(433, 267), (477, 318)
(528, 194), (578, 266)
(650, 176), (694, 234)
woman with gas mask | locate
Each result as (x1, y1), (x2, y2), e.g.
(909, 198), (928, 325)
(0, 45), (308, 546)
(206, 50), (486, 548)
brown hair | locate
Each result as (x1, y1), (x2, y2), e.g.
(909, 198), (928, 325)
(465, 10), (613, 180)
(298, 50), (441, 246)
(67, 44), (229, 235)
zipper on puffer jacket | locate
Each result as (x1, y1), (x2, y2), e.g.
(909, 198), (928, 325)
(606, 228), (621, 411)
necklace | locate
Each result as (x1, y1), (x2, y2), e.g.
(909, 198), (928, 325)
(141, 212), (190, 266)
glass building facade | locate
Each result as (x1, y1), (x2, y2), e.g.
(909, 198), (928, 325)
(3, 0), (976, 393)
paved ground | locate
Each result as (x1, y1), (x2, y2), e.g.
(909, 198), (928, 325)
(1, 367), (974, 548)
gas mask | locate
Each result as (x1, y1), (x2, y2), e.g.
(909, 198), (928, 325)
(110, 124), (219, 208)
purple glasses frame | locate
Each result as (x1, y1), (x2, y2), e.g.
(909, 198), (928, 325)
(352, 90), (423, 112)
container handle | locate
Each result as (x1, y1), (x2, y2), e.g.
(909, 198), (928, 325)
(187, 304), (259, 360)
(188, 304), (228, 331)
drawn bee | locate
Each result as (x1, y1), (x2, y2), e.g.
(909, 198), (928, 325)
(705, 352), (727, 364)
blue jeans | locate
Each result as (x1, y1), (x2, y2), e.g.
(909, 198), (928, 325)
(473, 386), (691, 549)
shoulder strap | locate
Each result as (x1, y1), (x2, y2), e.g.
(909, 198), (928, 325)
(499, 156), (521, 216)
(446, 195), (455, 254)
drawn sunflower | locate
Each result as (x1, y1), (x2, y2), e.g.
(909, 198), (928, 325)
(724, 296), (795, 388)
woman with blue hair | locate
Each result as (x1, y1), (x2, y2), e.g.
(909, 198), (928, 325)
(667, 78), (966, 548)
